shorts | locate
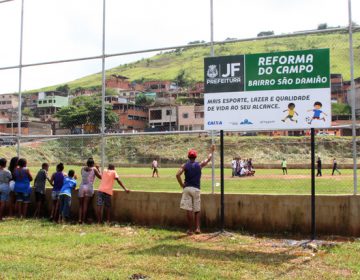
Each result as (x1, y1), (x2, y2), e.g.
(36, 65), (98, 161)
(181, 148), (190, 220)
(35, 192), (46, 203)
(180, 187), (201, 212)
(59, 194), (72, 219)
(51, 191), (61, 201)
(78, 185), (94, 198)
(97, 191), (111, 208)
(15, 192), (31, 203)
(0, 184), (10, 202)
(9, 180), (15, 192)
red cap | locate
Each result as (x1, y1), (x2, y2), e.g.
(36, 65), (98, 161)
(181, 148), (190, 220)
(188, 149), (197, 158)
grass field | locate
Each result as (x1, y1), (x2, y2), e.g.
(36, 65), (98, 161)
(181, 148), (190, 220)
(27, 166), (355, 195)
(0, 219), (359, 279)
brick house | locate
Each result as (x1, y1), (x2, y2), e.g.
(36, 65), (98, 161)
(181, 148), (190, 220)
(112, 102), (148, 131)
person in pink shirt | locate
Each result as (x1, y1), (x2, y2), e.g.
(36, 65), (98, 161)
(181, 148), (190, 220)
(96, 164), (130, 224)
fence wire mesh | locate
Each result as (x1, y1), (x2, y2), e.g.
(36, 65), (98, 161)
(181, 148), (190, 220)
(0, 0), (359, 195)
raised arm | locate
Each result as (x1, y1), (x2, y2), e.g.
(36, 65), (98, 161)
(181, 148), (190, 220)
(94, 166), (102, 179)
(200, 144), (216, 168)
(176, 164), (186, 189)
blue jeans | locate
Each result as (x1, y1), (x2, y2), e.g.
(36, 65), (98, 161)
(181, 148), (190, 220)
(59, 195), (72, 219)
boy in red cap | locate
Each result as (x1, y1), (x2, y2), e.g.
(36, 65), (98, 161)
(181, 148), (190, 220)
(176, 144), (215, 235)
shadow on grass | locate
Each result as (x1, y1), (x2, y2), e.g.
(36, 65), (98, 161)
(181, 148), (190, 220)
(130, 244), (297, 264)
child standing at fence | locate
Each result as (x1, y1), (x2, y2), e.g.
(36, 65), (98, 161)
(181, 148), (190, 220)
(58, 170), (77, 223)
(8, 157), (19, 217)
(96, 164), (130, 224)
(0, 158), (12, 221)
(50, 163), (65, 221)
(13, 158), (33, 218)
(33, 163), (53, 218)
(78, 158), (101, 224)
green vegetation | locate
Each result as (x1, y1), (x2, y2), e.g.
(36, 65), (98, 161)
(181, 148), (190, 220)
(24, 166), (354, 195)
(56, 95), (118, 130)
(332, 103), (352, 115)
(33, 31), (360, 92)
(0, 220), (359, 279)
(0, 135), (356, 167)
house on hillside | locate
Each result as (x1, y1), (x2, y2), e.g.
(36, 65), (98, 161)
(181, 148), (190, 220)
(177, 105), (204, 131)
(111, 101), (148, 132)
(36, 91), (69, 121)
(106, 75), (131, 90)
(188, 82), (204, 98)
(148, 105), (177, 131)
(144, 81), (176, 93)
(331, 74), (347, 103)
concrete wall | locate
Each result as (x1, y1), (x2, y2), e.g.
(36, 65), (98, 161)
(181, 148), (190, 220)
(20, 190), (360, 236)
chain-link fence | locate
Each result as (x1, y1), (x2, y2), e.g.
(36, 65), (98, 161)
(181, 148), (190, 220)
(0, 0), (359, 194)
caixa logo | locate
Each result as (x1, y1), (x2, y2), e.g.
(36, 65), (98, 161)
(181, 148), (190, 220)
(208, 120), (223, 125)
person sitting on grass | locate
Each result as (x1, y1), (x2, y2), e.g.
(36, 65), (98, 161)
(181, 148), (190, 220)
(50, 163), (66, 222)
(13, 158), (33, 218)
(0, 158), (12, 221)
(58, 170), (77, 224)
(176, 144), (215, 235)
(96, 164), (130, 224)
(33, 163), (53, 218)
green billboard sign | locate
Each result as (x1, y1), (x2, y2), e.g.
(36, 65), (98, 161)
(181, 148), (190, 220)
(245, 49), (330, 91)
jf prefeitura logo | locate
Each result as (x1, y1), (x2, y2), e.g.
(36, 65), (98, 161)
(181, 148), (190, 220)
(204, 55), (245, 93)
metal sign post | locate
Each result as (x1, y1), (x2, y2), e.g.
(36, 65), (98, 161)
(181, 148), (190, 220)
(311, 128), (316, 240)
(220, 129), (225, 231)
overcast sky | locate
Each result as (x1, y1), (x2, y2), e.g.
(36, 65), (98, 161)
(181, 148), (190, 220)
(0, 0), (359, 93)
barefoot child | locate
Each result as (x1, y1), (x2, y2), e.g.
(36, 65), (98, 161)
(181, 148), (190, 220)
(78, 158), (101, 224)
(50, 163), (66, 221)
(96, 164), (130, 224)
(33, 163), (53, 218)
(58, 170), (77, 223)
(13, 158), (33, 218)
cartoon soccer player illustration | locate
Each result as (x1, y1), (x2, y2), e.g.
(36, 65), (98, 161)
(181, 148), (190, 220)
(308, 101), (327, 124)
(282, 103), (298, 123)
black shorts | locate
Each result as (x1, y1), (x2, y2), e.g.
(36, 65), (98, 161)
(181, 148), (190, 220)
(97, 191), (111, 208)
(35, 192), (46, 203)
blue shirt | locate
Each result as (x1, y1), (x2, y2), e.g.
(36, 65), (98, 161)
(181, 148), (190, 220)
(184, 161), (202, 189)
(59, 177), (77, 197)
(313, 109), (323, 118)
(14, 168), (31, 194)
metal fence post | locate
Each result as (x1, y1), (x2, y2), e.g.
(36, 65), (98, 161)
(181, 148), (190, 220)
(100, 0), (106, 171)
(348, 0), (358, 195)
(17, 0), (25, 157)
(210, 0), (215, 193)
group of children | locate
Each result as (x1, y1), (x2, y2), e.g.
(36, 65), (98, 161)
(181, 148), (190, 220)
(231, 157), (255, 177)
(0, 157), (130, 223)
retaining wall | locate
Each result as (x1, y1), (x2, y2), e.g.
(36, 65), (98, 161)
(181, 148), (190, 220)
(14, 190), (360, 236)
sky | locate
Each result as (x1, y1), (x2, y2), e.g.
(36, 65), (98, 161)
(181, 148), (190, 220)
(0, 0), (359, 94)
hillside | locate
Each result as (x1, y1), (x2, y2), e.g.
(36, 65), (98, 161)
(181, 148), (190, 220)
(0, 135), (355, 166)
(36, 31), (360, 92)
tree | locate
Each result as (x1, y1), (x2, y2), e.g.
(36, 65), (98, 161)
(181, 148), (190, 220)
(56, 84), (70, 94)
(174, 69), (189, 88)
(332, 103), (351, 115)
(317, 23), (328, 30)
(56, 96), (118, 130)
(135, 94), (154, 106)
